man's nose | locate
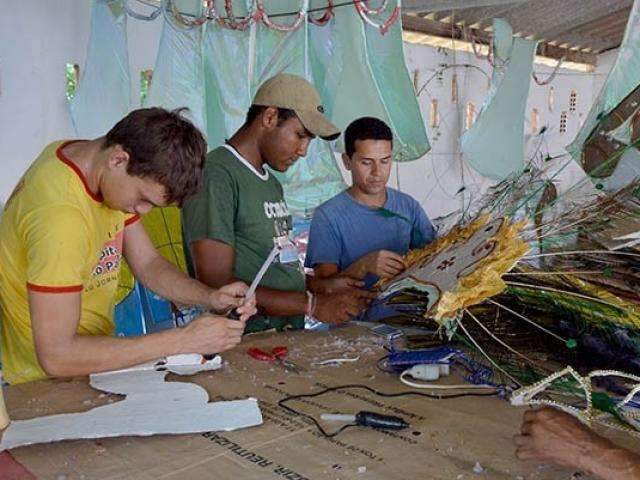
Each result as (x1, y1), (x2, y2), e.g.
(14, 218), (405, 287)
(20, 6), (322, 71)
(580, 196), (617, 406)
(297, 138), (311, 157)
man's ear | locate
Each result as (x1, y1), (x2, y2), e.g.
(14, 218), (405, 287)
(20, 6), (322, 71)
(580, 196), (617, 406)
(342, 152), (352, 171)
(107, 145), (130, 170)
(261, 107), (280, 130)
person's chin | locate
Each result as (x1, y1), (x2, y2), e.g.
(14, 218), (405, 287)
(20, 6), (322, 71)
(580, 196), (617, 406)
(366, 183), (386, 193)
(119, 205), (135, 214)
(104, 200), (123, 212)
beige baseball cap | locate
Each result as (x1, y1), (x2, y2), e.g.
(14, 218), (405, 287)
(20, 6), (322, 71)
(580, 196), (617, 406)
(253, 73), (341, 141)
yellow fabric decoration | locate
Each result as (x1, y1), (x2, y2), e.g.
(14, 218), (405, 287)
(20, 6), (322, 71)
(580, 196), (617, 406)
(378, 215), (530, 322)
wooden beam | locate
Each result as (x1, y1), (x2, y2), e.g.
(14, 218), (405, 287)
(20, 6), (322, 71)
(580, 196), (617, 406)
(402, 14), (597, 66)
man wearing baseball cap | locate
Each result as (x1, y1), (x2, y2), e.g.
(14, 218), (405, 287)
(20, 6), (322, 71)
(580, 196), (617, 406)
(181, 74), (373, 332)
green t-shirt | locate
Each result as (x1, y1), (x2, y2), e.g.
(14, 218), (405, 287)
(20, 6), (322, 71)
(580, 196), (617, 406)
(182, 145), (305, 332)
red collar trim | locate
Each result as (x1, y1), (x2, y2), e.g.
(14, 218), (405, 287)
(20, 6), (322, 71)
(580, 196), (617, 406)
(56, 140), (104, 203)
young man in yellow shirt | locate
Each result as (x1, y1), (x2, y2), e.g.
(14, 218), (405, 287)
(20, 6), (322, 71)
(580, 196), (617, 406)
(0, 107), (255, 384)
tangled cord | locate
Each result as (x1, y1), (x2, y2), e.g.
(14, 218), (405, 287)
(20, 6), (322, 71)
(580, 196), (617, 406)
(278, 383), (499, 438)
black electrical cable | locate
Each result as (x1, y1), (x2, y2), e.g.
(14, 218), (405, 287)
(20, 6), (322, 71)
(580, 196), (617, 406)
(278, 383), (499, 438)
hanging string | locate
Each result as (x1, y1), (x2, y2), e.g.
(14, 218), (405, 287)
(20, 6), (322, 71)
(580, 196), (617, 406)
(257, 0), (309, 32)
(355, 0), (388, 15)
(218, 0), (258, 31)
(415, 64), (491, 98)
(465, 24), (565, 85)
(124, 0), (162, 20)
(130, 0), (399, 33)
(169, 0), (211, 28)
(464, 26), (488, 61)
(160, 0), (182, 31)
(462, 25), (510, 69)
(308, 0), (334, 26)
(532, 56), (565, 85)
(353, 0), (399, 35)
(487, 34), (511, 69)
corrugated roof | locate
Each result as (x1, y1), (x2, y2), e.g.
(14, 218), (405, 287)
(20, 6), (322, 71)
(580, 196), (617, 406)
(402, 0), (633, 66)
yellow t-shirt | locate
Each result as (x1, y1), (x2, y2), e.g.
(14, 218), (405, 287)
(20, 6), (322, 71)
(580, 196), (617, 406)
(0, 141), (138, 384)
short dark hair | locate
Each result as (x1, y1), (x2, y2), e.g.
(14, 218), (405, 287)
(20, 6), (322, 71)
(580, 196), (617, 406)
(344, 117), (393, 158)
(245, 105), (297, 126)
(104, 107), (206, 206)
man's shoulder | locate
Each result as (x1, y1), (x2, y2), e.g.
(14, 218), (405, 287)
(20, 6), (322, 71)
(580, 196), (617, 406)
(28, 141), (71, 179)
(205, 146), (236, 170)
(7, 141), (84, 212)
(204, 146), (276, 187)
(315, 190), (351, 216)
(388, 187), (423, 211)
(387, 187), (415, 202)
(201, 147), (243, 185)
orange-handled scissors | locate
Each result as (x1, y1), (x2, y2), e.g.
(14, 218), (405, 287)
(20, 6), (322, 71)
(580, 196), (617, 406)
(247, 346), (304, 374)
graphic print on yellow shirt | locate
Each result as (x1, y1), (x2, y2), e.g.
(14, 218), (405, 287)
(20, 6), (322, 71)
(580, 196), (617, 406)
(0, 141), (139, 384)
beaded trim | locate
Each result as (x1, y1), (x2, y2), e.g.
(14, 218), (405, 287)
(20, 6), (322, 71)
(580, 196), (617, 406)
(511, 366), (640, 437)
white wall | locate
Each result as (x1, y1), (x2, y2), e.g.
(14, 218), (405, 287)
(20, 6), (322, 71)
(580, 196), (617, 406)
(594, 49), (617, 93)
(0, 1), (90, 203)
(383, 41), (606, 220)
(0, 1), (615, 221)
(0, 1), (161, 204)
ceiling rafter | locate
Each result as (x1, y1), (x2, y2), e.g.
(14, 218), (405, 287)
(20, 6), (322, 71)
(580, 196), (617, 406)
(402, 13), (597, 66)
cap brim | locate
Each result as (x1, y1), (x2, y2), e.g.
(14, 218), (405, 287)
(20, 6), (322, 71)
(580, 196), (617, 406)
(296, 109), (341, 141)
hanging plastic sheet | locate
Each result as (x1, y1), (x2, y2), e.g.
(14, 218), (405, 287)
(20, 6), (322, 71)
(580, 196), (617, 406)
(200, 1), (338, 214)
(311, 0), (429, 161)
(77, 0), (429, 295)
(72, 0), (426, 215)
(116, 1), (208, 302)
(200, 0), (428, 213)
(461, 19), (537, 181)
(364, 2), (430, 161)
(144, 3), (207, 135)
(70, 0), (131, 138)
(567, 0), (640, 187)
(202, 20), (252, 148)
(258, 2), (346, 213)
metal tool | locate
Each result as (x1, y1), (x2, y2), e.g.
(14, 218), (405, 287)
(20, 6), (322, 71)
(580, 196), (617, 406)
(247, 346), (305, 374)
(227, 245), (280, 320)
(247, 245), (281, 299)
(203, 246), (282, 360)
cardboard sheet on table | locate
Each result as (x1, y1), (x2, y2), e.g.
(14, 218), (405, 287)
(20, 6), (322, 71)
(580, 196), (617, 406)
(3, 326), (615, 480)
